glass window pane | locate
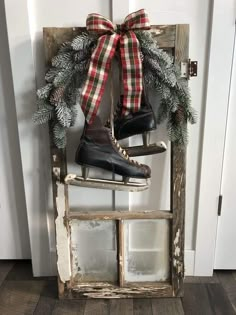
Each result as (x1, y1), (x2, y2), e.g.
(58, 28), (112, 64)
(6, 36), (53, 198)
(124, 219), (170, 282)
(70, 220), (117, 282)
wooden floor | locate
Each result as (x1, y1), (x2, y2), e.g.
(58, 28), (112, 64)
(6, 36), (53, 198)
(0, 261), (236, 314)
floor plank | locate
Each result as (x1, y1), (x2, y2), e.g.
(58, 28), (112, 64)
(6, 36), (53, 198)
(5, 260), (34, 281)
(210, 272), (236, 312)
(0, 260), (14, 286)
(182, 283), (214, 315)
(52, 299), (86, 315)
(0, 280), (45, 315)
(184, 272), (219, 284)
(134, 298), (153, 315)
(206, 283), (235, 315)
(152, 298), (184, 315)
(110, 299), (133, 315)
(84, 299), (109, 315)
(34, 279), (57, 314)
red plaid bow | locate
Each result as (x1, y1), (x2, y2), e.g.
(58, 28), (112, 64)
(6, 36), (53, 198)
(81, 9), (150, 124)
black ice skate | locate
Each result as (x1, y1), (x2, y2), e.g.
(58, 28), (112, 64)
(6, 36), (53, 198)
(113, 92), (167, 157)
(65, 117), (150, 191)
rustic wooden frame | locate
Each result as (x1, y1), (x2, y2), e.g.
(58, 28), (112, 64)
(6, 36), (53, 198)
(44, 24), (188, 299)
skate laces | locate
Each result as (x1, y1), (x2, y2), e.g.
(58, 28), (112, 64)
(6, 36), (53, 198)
(110, 133), (141, 167)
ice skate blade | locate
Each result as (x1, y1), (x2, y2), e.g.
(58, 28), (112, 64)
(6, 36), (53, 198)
(125, 141), (167, 157)
(64, 174), (150, 192)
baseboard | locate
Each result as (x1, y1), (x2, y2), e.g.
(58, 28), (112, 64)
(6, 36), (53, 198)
(185, 249), (195, 276)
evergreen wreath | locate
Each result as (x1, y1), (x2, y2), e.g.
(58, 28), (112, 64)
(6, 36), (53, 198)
(33, 31), (196, 148)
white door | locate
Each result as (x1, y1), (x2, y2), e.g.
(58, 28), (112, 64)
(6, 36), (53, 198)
(214, 29), (236, 269)
(0, 0), (30, 259)
(5, 0), (211, 276)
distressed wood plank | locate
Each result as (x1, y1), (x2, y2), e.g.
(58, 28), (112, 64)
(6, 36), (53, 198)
(52, 299), (86, 315)
(0, 280), (45, 315)
(44, 28), (71, 298)
(217, 271), (236, 312)
(134, 299), (152, 315)
(150, 25), (176, 48)
(206, 283), (235, 315)
(110, 299), (133, 315)
(151, 298), (184, 315)
(118, 220), (125, 287)
(84, 300), (109, 315)
(182, 283), (214, 315)
(68, 283), (172, 299)
(171, 24), (189, 297)
(34, 280), (57, 315)
(0, 261), (14, 286)
(43, 27), (86, 65)
(69, 210), (173, 220)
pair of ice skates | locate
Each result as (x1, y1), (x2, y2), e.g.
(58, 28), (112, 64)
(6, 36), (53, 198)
(65, 93), (167, 191)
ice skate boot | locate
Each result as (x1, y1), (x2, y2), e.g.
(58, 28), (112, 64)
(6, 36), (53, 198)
(114, 93), (167, 157)
(65, 117), (150, 191)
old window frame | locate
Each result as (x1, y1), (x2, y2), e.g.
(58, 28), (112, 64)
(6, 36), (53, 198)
(44, 24), (188, 298)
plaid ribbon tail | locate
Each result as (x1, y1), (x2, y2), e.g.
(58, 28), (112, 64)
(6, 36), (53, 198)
(120, 30), (143, 116)
(81, 34), (119, 124)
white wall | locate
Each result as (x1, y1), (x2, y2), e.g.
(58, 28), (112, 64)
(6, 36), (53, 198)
(0, 1), (30, 259)
(3, 0), (212, 275)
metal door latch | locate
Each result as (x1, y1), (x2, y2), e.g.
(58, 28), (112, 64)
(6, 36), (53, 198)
(181, 59), (198, 79)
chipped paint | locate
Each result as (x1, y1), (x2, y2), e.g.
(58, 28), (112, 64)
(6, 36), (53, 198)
(174, 228), (180, 246)
(173, 228), (183, 280)
(53, 167), (60, 179)
(55, 182), (71, 283)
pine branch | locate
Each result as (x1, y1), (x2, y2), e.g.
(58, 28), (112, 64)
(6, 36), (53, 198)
(55, 102), (72, 128)
(32, 102), (54, 124)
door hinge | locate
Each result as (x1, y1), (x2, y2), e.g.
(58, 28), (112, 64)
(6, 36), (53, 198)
(180, 59), (198, 79)
(218, 195), (223, 216)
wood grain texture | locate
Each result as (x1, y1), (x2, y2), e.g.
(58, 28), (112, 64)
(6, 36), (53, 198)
(171, 24), (189, 297)
(0, 261), (14, 286)
(151, 298), (184, 315)
(68, 210), (173, 220)
(118, 220), (125, 287)
(182, 283), (214, 315)
(84, 300), (109, 315)
(5, 260), (34, 281)
(184, 272), (219, 284)
(43, 27), (86, 66)
(67, 283), (173, 299)
(44, 28), (71, 298)
(217, 271), (236, 312)
(0, 280), (45, 315)
(2, 261), (236, 314)
(34, 280), (57, 315)
(150, 25), (176, 48)
(134, 299), (153, 315)
(109, 299), (133, 315)
(206, 283), (235, 315)
(52, 299), (86, 315)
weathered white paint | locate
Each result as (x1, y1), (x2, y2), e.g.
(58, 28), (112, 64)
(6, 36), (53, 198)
(55, 183), (71, 283)
(194, 0), (236, 275)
